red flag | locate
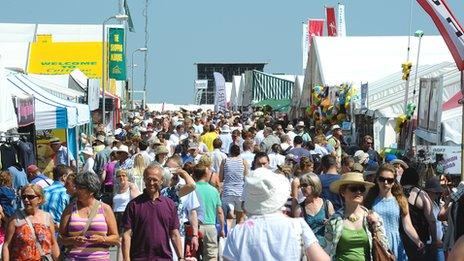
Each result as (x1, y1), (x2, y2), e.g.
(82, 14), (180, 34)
(325, 7), (337, 36)
(417, 0), (464, 71)
(308, 19), (324, 47)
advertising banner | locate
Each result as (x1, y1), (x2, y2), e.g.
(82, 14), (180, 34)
(213, 72), (227, 113)
(15, 96), (35, 127)
(326, 6), (337, 36)
(418, 77), (443, 132)
(108, 28), (126, 80)
(309, 19), (324, 44)
(417, 0), (464, 70)
(361, 82), (368, 109)
(417, 145), (461, 174)
(302, 22), (309, 71)
(28, 37), (102, 78)
(338, 4), (347, 37)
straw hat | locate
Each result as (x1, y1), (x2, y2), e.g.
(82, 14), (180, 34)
(331, 124), (341, 131)
(49, 137), (61, 144)
(354, 150), (370, 165)
(220, 125), (231, 133)
(115, 145), (130, 155)
(243, 169), (290, 215)
(330, 172), (375, 194)
(391, 159), (409, 169)
(156, 146), (169, 155)
(80, 146), (94, 156)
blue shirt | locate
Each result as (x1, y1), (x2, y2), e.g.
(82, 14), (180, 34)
(8, 166), (29, 191)
(41, 181), (70, 224)
(319, 173), (342, 211)
(55, 146), (75, 165)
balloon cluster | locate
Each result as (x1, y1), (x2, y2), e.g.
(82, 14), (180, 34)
(394, 102), (416, 133)
(307, 84), (359, 126)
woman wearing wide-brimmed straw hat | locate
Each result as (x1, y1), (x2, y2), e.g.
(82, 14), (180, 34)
(325, 172), (389, 261)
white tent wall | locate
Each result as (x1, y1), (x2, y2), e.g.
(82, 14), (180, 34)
(365, 62), (461, 148)
(0, 23), (35, 42)
(0, 23), (122, 43)
(368, 62), (457, 117)
(0, 43), (30, 71)
(27, 74), (85, 101)
(309, 36), (452, 87)
(442, 106), (461, 145)
(290, 75), (304, 119)
(230, 76), (241, 110)
(237, 73), (246, 107)
(0, 63), (19, 132)
(225, 82), (232, 104)
(146, 103), (214, 112)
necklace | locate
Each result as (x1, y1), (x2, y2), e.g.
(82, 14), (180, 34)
(347, 213), (359, 223)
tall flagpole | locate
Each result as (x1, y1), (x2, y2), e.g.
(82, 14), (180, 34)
(143, 0), (149, 110)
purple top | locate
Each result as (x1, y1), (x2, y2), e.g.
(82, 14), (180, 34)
(122, 193), (180, 260)
(104, 162), (116, 186)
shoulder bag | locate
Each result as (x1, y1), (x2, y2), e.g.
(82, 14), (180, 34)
(367, 215), (396, 261)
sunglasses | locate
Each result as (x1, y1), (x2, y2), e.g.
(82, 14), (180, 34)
(21, 194), (38, 201)
(378, 176), (395, 184)
(347, 185), (366, 193)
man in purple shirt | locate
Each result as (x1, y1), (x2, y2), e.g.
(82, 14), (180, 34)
(122, 165), (184, 260)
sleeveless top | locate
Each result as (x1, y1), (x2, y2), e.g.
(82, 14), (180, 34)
(222, 157), (245, 197)
(11, 211), (52, 261)
(67, 202), (110, 260)
(403, 187), (429, 242)
(300, 199), (328, 248)
(113, 188), (131, 212)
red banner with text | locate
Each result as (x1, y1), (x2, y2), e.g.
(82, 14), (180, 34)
(326, 7), (337, 36)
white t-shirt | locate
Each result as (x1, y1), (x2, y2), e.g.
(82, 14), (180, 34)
(179, 191), (201, 225)
(240, 151), (255, 173)
(82, 158), (96, 174)
(223, 212), (317, 261)
(268, 153), (285, 171)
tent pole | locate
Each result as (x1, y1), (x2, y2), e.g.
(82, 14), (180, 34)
(461, 70), (464, 181)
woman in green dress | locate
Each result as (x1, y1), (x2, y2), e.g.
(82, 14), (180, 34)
(325, 172), (389, 261)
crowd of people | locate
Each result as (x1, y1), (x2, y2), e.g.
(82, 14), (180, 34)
(0, 108), (462, 260)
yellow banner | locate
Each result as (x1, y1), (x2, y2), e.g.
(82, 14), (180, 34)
(28, 39), (103, 78)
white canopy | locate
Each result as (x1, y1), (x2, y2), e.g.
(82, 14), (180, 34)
(6, 71), (90, 130)
(368, 62), (458, 118)
(0, 63), (18, 132)
(302, 35), (454, 108)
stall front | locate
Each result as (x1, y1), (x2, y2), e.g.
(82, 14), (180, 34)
(6, 70), (90, 175)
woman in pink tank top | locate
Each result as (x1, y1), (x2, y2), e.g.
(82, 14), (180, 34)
(59, 172), (119, 260)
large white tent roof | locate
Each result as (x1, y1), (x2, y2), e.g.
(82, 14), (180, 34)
(312, 35), (453, 86)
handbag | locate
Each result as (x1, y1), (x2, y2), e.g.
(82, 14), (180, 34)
(20, 210), (53, 261)
(367, 215), (396, 261)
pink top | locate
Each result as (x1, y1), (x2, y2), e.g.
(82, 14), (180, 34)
(104, 162), (116, 186)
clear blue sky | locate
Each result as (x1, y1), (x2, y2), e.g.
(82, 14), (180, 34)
(1, 0), (463, 104)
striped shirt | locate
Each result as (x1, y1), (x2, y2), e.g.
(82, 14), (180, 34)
(66, 202), (109, 260)
(41, 181), (70, 225)
(222, 157), (245, 197)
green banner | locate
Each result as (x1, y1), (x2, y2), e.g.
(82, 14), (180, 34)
(108, 28), (126, 80)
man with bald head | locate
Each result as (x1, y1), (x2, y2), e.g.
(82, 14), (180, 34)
(122, 165), (184, 260)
